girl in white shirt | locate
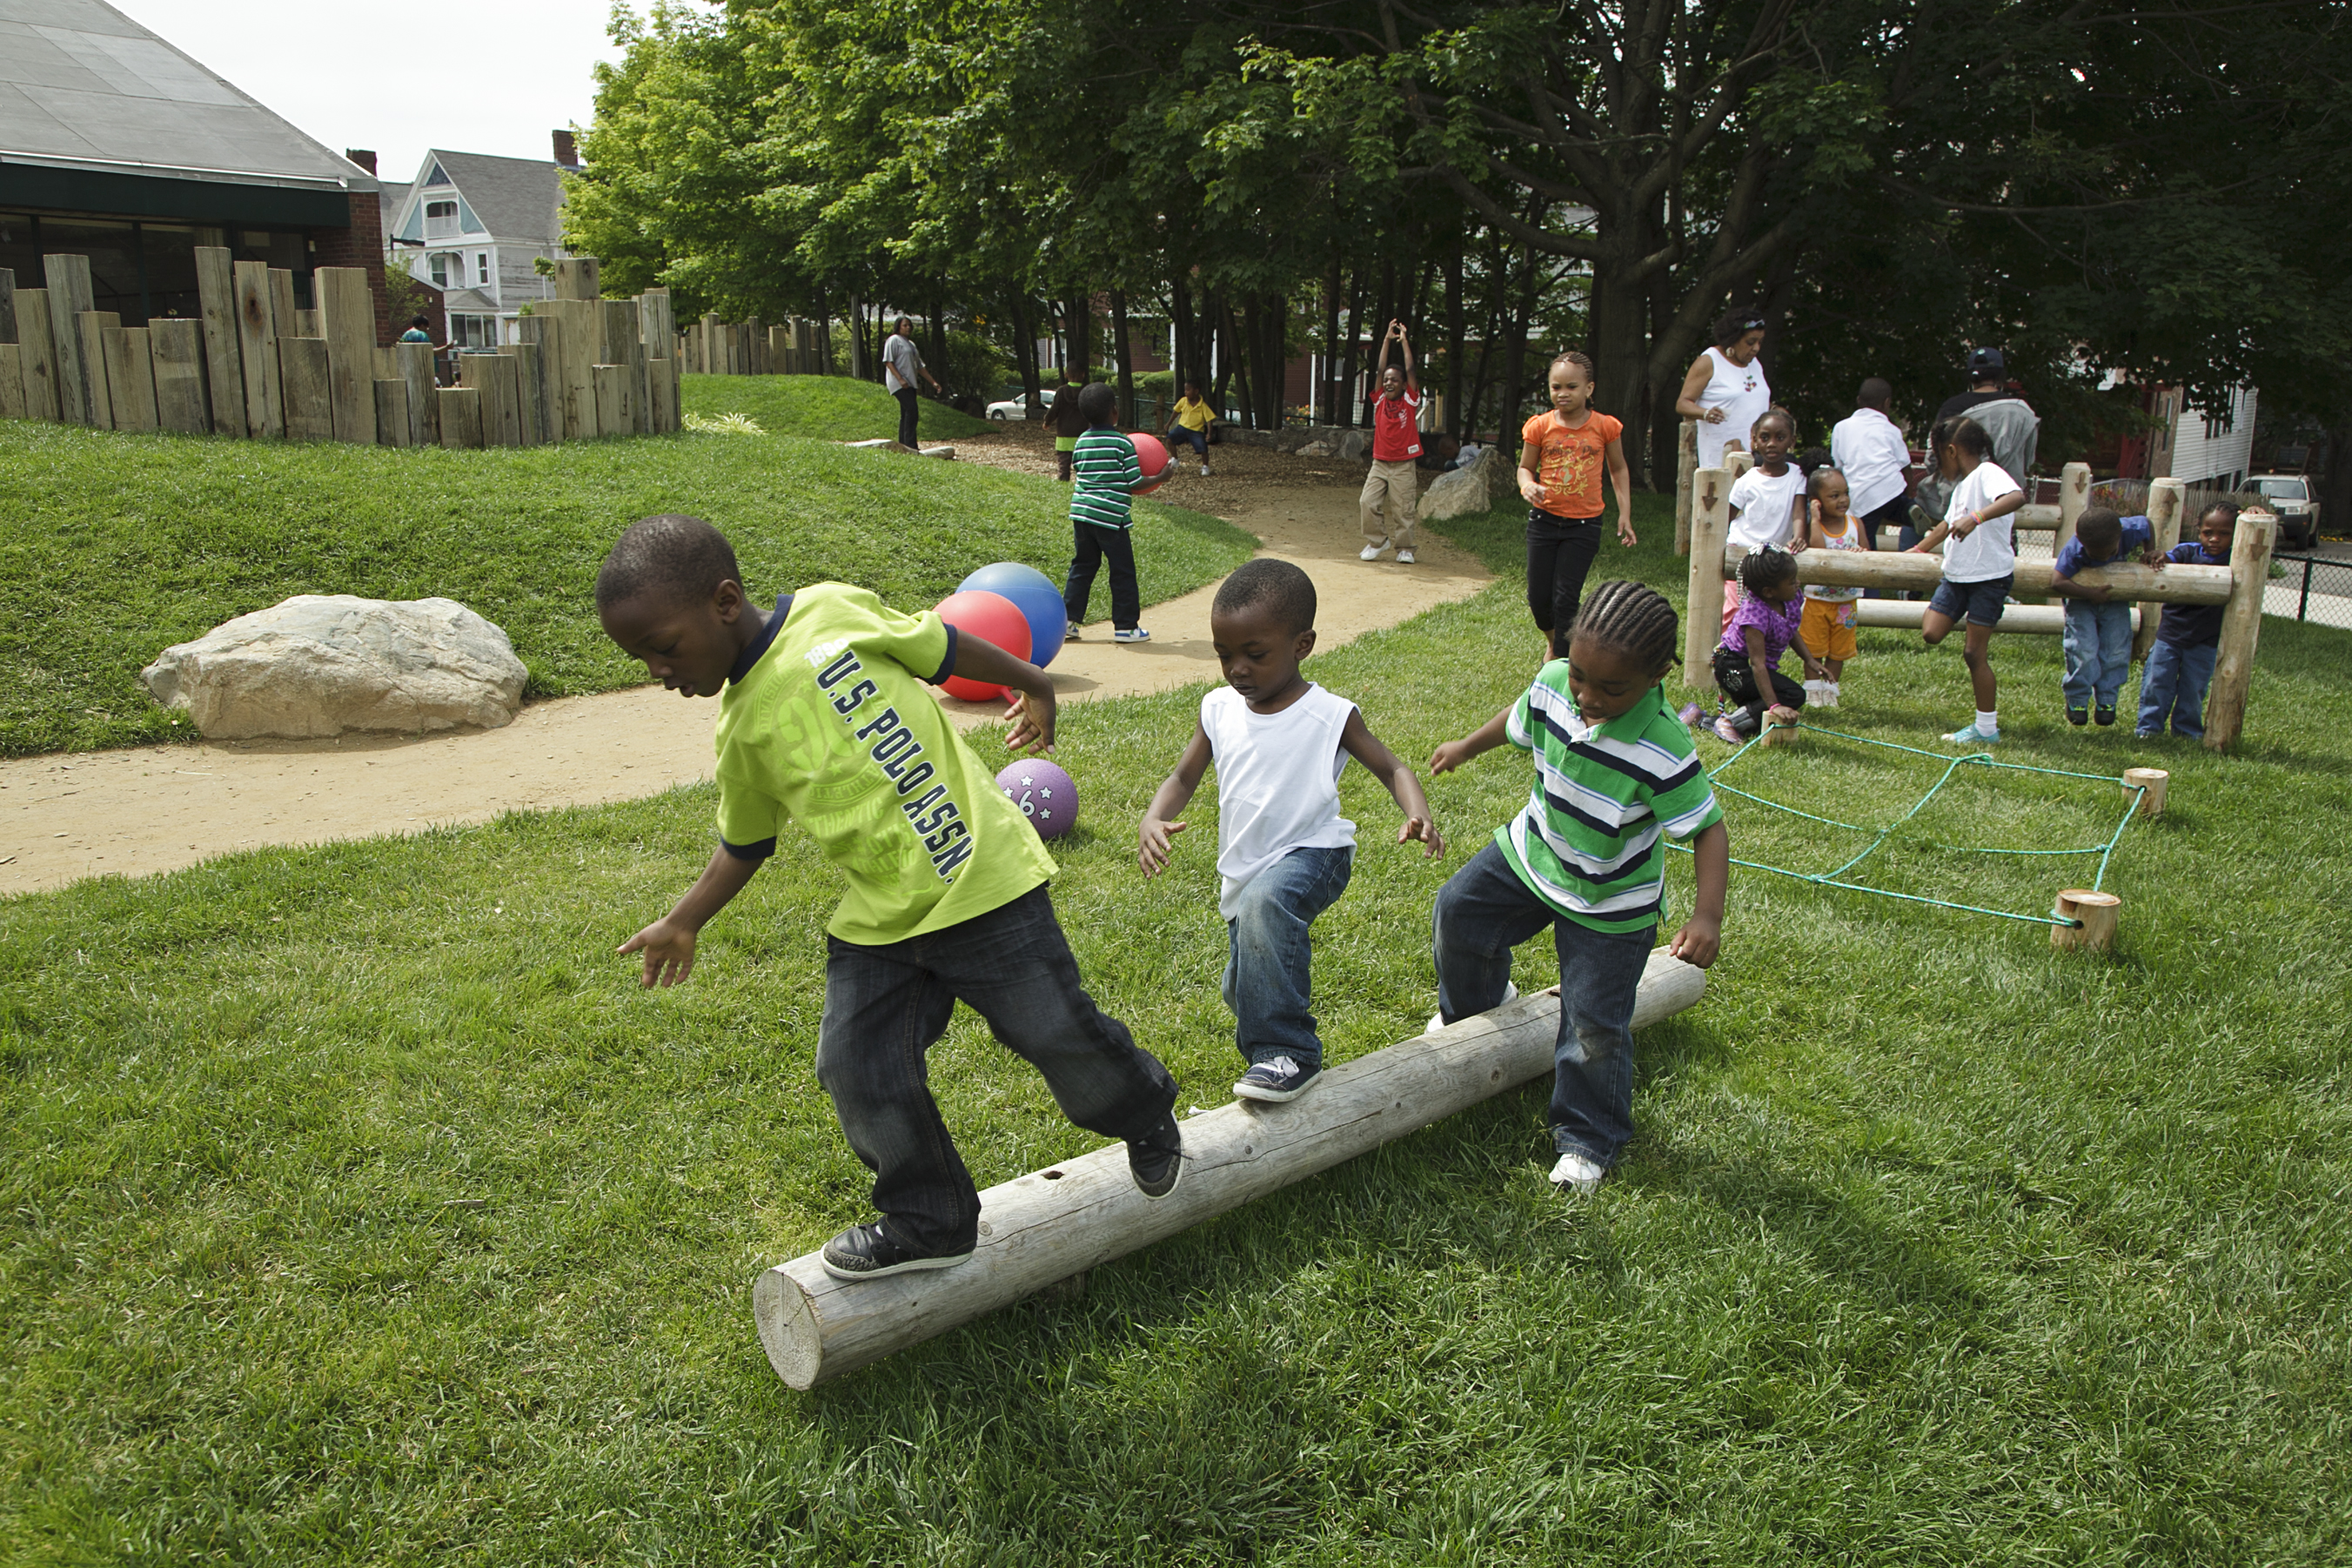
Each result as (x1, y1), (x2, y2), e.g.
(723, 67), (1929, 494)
(1907, 417), (2027, 747)
(1719, 407), (1806, 634)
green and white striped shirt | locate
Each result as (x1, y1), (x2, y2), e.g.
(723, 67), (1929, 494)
(1071, 428), (1141, 531)
(1496, 666), (1723, 935)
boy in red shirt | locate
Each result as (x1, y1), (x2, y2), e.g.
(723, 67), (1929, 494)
(1359, 320), (1424, 565)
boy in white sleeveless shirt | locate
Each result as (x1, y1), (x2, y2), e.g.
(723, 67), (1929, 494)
(1139, 560), (1445, 1102)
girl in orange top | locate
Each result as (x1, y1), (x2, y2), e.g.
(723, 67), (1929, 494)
(1518, 352), (1636, 658)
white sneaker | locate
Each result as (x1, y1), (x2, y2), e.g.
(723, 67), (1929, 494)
(1359, 539), (1388, 561)
(1548, 1150), (1605, 1196)
(1200, 464), (1211, 476)
(1112, 627), (1151, 643)
(1427, 980), (1518, 1034)
(1396, 548), (1416, 565)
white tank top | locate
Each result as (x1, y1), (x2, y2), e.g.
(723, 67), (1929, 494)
(1804, 513), (1863, 601)
(1201, 682), (1357, 920)
(1695, 345), (1771, 470)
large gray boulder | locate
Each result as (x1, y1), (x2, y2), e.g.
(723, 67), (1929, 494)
(142, 594), (529, 740)
(1418, 447), (1504, 521)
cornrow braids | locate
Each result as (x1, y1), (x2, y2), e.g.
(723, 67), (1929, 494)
(1739, 543), (1799, 596)
(1570, 580), (1680, 673)
(1549, 349), (1595, 380)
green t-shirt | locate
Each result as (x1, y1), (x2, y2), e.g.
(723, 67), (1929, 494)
(1494, 667), (1723, 935)
(714, 582), (1055, 944)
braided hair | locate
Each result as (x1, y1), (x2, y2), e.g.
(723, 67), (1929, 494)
(1739, 543), (1799, 596)
(1566, 580), (1680, 673)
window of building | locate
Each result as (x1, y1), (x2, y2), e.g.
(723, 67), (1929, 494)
(476, 252), (490, 285)
(424, 199), (457, 240)
(450, 313), (498, 349)
(429, 252), (449, 286)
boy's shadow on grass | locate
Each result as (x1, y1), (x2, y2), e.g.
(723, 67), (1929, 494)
(787, 1008), (1987, 1442)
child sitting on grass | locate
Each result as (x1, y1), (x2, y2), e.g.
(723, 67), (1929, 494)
(1801, 466), (1864, 707)
(2047, 505), (2160, 727)
(1908, 415), (2026, 747)
(1712, 545), (1825, 744)
(2137, 503), (2237, 741)
(1138, 560), (1443, 1104)
(595, 514), (1183, 1283)
(1721, 407), (1806, 634)
(1425, 580), (1729, 1196)
(1062, 383), (1156, 644)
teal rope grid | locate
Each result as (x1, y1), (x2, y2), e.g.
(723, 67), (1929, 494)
(1665, 722), (2149, 928)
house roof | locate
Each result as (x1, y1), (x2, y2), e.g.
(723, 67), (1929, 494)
(0, 0), (373, 193)
(438, 285), (499, 313)
(378, 178), (409, 232)
(402, 148), (563, 244)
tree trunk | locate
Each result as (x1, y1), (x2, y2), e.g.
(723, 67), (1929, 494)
(2323, 418), (2352, 539)
(1065, 298), (1092, 385)
(1443, 244), (1464, 438)
(1585, 237), (1654, 487)
(1110, 287), (1135, 427)
(1499, 243), (1538, 461)
(1010, 291), (1040, 410)
(1338, 271), (1365, 427)
(847, 289), (868, 380)
(1321, 260), (1343, 426)
(1216, 298), (1249, 426)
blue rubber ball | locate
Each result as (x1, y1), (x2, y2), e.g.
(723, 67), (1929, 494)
(957, 561), (1068, 668)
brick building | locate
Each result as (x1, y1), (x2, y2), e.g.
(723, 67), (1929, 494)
(0, 0), (386, 339)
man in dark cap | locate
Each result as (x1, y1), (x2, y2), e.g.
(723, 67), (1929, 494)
(1915, 347), (2040, 535)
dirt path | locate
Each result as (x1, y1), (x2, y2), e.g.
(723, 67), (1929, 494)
(0, 440), (1487, 897)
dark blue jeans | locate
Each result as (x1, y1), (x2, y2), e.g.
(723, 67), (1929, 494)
(1165, 425), (1208, 459)
(1221, 845), (1353, 1069)
(894, 386), (921, 449)
(1431, 841), (1657, 1169)
(817, 883), (1177, 1254)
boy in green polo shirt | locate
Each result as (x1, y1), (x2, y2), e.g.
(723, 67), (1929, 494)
(1426, 580), (1729, 1197)
(595, 514), (1183, 1281)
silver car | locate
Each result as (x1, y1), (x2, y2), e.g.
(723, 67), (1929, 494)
(2246, 474), (2320, 549)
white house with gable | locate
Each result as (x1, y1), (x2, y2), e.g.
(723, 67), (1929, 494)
(381, 133), (578, 347)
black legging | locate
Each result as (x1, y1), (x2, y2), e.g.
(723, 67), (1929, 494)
(894, 386), (921, 449)
(1527, 510), (1602, 653)
(1711, 647), (1806, 734)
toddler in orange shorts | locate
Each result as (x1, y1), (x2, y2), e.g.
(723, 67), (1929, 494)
(1800, 466), (1863, 707)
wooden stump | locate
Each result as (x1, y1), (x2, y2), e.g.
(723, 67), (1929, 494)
(0, 344), (21, 420)
(233, 261), (283, 439)
(278, 338), (334, 442)
(397, 340), (438, 446)
(1684, 467), (1731, 690)
(593, 363), (633, 437)
(2050, 889), (2121, 952)
(317, 267), (378, 445)
(75, 310), (117, 428)
(44, 254), (95, 425)
(1672, 418), (1698, 556)
(373, 379), (411, 447)
(753, 954), (1709, 1390)
(2123, 767), (2168, 818)
(2204, 509), (2276, 753)
(2054, 461), (2090, 557)
(194, 246), (243, 435)
(15, 287), (58, 421)
(437, 385), (484, 448)
(2135, 477), (2186, 661)
(100, 325), (157, 431)
(1759, 710), (1800, 747)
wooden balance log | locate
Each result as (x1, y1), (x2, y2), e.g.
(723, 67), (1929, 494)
(753, 952), (1710, 1390)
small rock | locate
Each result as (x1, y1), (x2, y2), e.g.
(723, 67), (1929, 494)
(1419, 448), (1503, 521)
(1335, 430), (1370, 461)
(1297, 440), (1333, 458)
(142, 595), (529, 740)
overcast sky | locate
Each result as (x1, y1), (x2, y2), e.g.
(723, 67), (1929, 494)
(110, 0), (637, 183)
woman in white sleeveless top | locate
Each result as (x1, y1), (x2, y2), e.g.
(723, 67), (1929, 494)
(1674, 305), (1772, 470)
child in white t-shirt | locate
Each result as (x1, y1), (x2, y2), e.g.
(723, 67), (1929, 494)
(1907, 416), (2026, 746)
(1801, 466), (1865, 707)
(1721, 407), (1806, 634)
(1138, 560), (1444, 1103)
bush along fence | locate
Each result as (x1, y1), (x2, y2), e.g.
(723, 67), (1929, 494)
(678, 315), (829, 376)
(0, 252), (678, 447)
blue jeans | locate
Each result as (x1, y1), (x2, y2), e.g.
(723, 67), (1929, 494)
(1222, 845), (1353, 1069)
(1431, 841), (1658, 1169)
(2061, 599), (2134, 711)
(2136, 640), (2217, 740)
(1165, 425), (1208, 459)
(816, 883), (1177, 1254)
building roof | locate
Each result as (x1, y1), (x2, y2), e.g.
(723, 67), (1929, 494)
(438, 285), (499, 313)
(392, 148), (562, 245)
(378, 178), (409, 232)
(0, 0), (373, 193)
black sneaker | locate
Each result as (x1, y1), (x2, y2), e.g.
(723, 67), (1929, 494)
(1128, 1113), (1183, 1199)
(1232, 1055), (1322, 1103)
(820, 1222), (972, 1282)
(2094, 707), (2117, 727)
(2067, 708), (2089, 727)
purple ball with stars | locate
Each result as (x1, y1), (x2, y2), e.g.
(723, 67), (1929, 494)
(995, 759), (1078, 840)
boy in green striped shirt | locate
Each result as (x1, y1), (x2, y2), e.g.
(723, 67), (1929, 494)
(1427, 580), (1729, 1196)
(1061, 382), (1163, 644)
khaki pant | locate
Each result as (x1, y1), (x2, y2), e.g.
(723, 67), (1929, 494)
(1359, 459), (1418, 549)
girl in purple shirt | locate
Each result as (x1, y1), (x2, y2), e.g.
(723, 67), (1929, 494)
(1711, 546), (1826, 743)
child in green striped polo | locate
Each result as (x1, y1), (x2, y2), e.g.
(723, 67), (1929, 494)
(1427, 580), (1729, 1196)
(1061, 383), (1159, 644)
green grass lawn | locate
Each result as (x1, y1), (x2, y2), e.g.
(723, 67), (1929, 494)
(680, 372), (996, 443)
(0, 397), (1244, 756)
(3, 493), (2350, 1564)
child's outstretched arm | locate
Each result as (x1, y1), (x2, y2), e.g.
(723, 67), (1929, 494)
(948, 634), (1059, 754)
(1669, 820), (1728, 967)
(618, 845), (762, 988)
(1341, 709), (1444, 858)
(1139, 724), (1212, 875)
(1607, 435), (1636, 546)
(1397, 323), (1417, 391)
(1430, 704), (1512, 775)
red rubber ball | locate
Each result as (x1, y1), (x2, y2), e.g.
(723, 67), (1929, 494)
(1128, 432), (1176, 494)
(935, 589), (1033, 701)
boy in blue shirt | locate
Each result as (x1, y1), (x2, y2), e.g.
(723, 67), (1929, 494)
(2136, 503), (2236, 740)
(1061, 383), (1159, 644)
(2047, 506), (2160, 727)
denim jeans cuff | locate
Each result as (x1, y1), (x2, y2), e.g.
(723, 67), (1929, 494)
(1551, 1129), (1609, 1165)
